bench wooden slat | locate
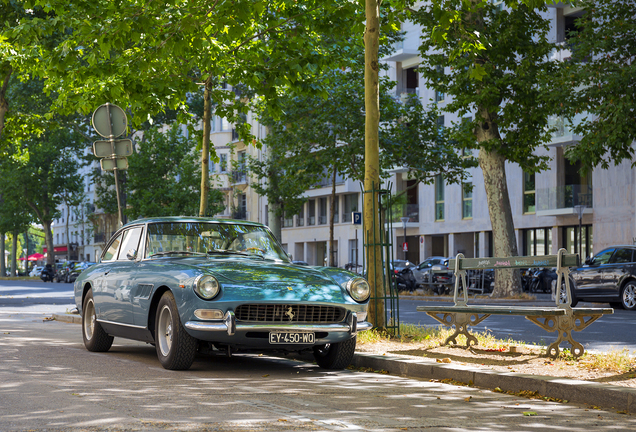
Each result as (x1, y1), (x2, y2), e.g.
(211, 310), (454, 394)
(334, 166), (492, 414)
(448, 253), (579, 271)
(416, 305), (567, 316)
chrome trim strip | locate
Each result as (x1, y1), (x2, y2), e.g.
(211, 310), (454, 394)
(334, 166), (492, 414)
(96, 319), (147, 329)
(184, 320), (373, 333)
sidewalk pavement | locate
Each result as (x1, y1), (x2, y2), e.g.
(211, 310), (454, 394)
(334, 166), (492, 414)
(52, 311), (636, 415)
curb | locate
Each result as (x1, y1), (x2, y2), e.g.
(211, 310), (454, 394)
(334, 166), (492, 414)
(352, 352), (636, 413)
(52, 313), (81, 324)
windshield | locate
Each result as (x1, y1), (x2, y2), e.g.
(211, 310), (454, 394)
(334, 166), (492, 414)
(145, 222), (290, 262)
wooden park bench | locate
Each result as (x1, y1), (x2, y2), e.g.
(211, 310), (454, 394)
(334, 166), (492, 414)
(416, 249), (613, 358)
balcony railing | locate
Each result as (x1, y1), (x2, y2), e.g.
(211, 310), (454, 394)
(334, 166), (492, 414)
(389, 203), (420, 223)
(231, 170), (247, 184)
(537, 185), (593, 214)
(232, 210), (247, 220)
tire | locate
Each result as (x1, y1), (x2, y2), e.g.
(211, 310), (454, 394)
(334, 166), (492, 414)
(621, 281), (636, 311)
(155, 291), (198, 370)
(82, 288), (114, 352)
(313, 336), (357, 370)
(559, 280), (578, 307)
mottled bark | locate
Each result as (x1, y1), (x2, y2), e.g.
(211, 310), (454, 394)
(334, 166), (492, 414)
(268, 203), (282, 243)
(364, 0), (384, 327)
(0, 233), (5, 276)
(43, 220), (55, 266)
(199, 77), (212, 217)
(477, 109), (521, 296)
(329, 167), (336, 267)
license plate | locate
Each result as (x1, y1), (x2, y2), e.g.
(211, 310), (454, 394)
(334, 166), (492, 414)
(269, 332), (315, 344)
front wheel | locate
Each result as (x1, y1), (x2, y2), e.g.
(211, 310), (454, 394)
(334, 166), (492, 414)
(82, 288), (114, 352)
(621, 282), (636, 311)
(313, 336), (356, 370)
(155, 291), (198, 370)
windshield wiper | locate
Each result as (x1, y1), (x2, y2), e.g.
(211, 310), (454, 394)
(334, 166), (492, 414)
(207, 249), (264, 259)
(149, 251), (207, 258)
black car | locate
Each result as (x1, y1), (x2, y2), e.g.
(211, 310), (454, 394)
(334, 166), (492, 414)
(566, 245), (636, 310)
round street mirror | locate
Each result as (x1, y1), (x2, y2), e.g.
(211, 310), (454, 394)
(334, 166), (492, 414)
(92, 103), (127, 138)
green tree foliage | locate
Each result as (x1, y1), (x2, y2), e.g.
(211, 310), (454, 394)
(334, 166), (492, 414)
(125, 124), (225, 219)
(559, 0), (636, 169)
(0, 77), (85, 265)
(412, 1), (561, 296)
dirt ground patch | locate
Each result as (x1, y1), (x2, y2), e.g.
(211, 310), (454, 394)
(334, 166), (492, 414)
(357, 339), (636, 388)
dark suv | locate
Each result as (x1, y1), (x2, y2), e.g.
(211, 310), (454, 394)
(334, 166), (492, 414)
(567, 246), (636, 310)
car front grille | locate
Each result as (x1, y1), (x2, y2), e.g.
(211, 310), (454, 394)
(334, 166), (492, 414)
(235, 304), (346, 323)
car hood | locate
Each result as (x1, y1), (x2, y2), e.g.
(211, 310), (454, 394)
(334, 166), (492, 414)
(194, 259), (337, 285)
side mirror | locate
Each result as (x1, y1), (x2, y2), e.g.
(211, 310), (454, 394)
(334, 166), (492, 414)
(126, 249), (137, 260)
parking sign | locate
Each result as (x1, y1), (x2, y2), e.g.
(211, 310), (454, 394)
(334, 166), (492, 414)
(352, 212), (362, 225)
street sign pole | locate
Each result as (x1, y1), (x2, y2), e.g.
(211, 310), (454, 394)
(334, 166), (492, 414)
(92, 103), (129, 228)
(106, 103), (125, 228)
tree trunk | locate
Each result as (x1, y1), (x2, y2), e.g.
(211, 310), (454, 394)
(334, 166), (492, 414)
(268, 203), (282, 243)
(43, 220), (55, 266)
(329, 167), (337, 267)
(66, 203), (70, 261)
(364, 0), (385, 328)
(478, 144), (521, 296)
(0, 233), (5, 276)
(199, 77), (212, 217)
(10, 231), (17, 277)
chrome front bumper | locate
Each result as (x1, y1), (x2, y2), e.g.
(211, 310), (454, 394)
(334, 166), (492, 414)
(185, 311), (372, 336)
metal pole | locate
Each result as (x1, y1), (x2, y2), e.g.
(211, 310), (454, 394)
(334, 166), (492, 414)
(106, 103), (124, 227)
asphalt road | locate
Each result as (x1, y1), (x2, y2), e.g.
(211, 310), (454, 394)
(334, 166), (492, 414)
(2, 279), (634, 353)
(2, 300), (636, 431)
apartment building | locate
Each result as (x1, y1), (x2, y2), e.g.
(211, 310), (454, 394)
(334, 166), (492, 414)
(381, 4), (635, 264)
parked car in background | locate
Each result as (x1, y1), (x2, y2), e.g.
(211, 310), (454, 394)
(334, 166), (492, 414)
(565, 245), (636, 310)
(29, 266), (44, 277)
(412, 257), (454, 294)
(55, 261), (80, 283)
(389, 260), (417, 291)
(67, 262), (96, 283)
(74, 217), (371, 370)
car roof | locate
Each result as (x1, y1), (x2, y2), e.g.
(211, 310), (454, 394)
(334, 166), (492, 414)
(123, 216), (265, 228)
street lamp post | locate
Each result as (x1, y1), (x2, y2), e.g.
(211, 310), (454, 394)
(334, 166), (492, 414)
(400, 217), (409, 261)
(574, 205), (586, 261)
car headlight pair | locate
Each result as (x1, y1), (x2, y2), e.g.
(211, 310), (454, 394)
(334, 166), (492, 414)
(345, 277), (370, 302)
(194, 274), (220, 300)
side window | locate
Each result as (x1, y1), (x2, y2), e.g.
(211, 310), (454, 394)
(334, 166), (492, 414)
(102, 233), (123, 262)
(117, 227), (144, 260)
(611, 248), (634, 264)
(590, 249), (615, 266)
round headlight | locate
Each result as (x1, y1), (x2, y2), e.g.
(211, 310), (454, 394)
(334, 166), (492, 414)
(346, 277), (370, 302)
(194, 275), (220, 299)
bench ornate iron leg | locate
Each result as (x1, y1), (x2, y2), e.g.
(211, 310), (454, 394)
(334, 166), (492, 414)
(526, 312), (605, 359)
(425, 312), (490, 348)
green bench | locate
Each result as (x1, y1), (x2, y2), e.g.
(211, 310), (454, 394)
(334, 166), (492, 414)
(416, 249), (613, 358)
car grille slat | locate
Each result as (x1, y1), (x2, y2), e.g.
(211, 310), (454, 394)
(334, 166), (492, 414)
(235, 304), (346, 323)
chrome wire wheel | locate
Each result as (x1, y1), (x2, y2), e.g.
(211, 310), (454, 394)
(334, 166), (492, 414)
(157, 304), (173, 357)
(622, 282), (636, 310)
(83, 298), (96, 341)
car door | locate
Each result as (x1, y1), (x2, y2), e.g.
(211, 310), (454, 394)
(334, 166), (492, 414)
(601, 248), (634, 298)
(98, 227), (144, 325)
(571, 248), (615, 298)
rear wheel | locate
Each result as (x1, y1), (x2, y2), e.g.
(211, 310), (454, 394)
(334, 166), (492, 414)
(559, 279), (578, 307)
(82, 288), (114, 352)
(621, 281), (636, 311)
(313, 336), (356, 370)
(155, 291), (198, 370)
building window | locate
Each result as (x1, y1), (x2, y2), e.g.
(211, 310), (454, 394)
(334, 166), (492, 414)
(523, 228), (552, 256)
(297, 204), (305, 227)
(435, 65), (444, 102)
(462, 179), (473, 219)
(283, 212), (293, 227)
(221, 117), (230, 131)
(436, 115), (445, 135)
(435, 174), (444, 221)
(343, 193), (358, 222)
(318, 197), (327, 225)
(308, 199), (316, 225)
(523, 171), (535, 214)
(219, 154), (227, 173)
(563, 224), (593, 259)
(333, 196), (339, 224)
